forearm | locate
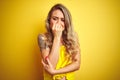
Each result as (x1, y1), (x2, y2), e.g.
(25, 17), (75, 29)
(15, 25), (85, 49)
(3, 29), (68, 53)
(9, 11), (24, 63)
(54, 60), (80, 74)
(48, 37), (60, 68)
(42, 47), (81, 75)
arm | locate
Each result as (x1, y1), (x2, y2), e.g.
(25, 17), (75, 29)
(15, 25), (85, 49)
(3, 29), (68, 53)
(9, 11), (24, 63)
(54, 50), (81, 74)
(38, 34), (61, 69)
(38, 23), (64, 69)
(47, 37), (61, 68)
(42, 49), (81, 75)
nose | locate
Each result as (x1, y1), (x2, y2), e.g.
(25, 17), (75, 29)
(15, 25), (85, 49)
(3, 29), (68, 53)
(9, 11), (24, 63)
(57, 19), (61, 24)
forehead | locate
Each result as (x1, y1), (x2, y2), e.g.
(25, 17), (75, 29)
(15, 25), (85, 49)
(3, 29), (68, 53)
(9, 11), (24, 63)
(51, 9), (64, 18)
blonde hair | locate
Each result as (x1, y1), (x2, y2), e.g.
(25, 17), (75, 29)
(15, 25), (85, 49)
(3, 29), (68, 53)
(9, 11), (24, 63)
(45, 4), (80, 54)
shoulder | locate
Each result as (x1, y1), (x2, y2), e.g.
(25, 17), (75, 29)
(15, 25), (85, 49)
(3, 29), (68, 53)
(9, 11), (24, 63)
(37, 33), (47, 47)
(38, 33), (49, 49)
(38, 33), (48, 41)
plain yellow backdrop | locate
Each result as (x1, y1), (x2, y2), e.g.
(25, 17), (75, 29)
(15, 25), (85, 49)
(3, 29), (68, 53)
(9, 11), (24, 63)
(0, 0), (120, 80)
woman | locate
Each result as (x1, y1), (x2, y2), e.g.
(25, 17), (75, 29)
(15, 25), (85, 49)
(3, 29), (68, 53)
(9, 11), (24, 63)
(38, 3), (81, 80)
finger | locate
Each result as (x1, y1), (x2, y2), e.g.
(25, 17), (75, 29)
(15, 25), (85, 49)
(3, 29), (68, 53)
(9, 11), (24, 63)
(61, 26), (64, 31)
(46, 58), (52, 67)
(60, 23), (64, 28)
(58, 24), (62, 31)
(57, 24), (60, 31)
(41, 60), (46, 67)
(42, 60), (48, 67)
(55, 24), (58, 31)
(61, 27), (64, 31)
(58, 25), (63, 31)
(52, 22), (57, 30)
(52, 23), (55, 30)
(58, 25), (61, 31)
(42, 60), (49, 69)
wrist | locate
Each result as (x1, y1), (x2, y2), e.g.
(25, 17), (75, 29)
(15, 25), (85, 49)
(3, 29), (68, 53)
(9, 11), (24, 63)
(54, 36), (61, 41)
(53, 69), (57, 75)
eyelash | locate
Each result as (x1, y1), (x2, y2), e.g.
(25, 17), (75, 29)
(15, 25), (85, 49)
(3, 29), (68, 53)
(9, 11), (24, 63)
(52, 17), (65, 22)
(53, 17), (57, 20)
(61, 19), (65, 22)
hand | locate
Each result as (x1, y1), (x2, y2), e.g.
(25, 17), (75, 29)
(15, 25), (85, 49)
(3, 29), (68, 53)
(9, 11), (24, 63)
(52, 23), (64, 39)
(42, 57), (56, 75)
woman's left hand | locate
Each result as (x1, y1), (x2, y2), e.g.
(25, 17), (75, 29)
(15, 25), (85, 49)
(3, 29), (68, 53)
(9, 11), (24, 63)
(42, 57), (56, 75)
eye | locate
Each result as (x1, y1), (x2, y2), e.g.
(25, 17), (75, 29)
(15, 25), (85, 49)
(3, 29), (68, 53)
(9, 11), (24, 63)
(52, 17), (57, 20)
(61, 18), (65, 22)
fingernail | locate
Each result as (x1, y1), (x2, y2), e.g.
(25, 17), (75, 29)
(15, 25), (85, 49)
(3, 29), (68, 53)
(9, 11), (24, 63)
(45, 56), (48, 60)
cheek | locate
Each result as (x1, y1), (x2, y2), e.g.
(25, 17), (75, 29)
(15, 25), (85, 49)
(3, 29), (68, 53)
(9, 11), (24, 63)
(50, 20), (56, 28)
(62, 22), (65, 29)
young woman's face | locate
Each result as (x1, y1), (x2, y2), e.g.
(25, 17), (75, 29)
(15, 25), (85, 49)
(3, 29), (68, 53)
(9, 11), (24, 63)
(50, 9), (65, 30)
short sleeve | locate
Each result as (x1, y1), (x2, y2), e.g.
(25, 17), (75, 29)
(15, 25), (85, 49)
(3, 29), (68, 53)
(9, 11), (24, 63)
(38, 34), (48, 51)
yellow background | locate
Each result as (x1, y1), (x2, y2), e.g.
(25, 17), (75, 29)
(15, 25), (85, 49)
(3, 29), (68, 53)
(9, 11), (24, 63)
(0, 0), (120, 80)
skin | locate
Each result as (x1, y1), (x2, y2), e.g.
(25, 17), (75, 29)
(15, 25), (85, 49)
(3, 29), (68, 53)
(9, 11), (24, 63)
(41, 9), (80, 80)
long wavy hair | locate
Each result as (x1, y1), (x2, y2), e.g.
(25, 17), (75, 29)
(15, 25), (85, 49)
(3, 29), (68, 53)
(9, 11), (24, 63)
(45, 4), (80, 54)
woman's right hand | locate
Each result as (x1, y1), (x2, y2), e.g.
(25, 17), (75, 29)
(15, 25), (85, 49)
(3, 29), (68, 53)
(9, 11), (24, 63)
(52, 22), (64, 39)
